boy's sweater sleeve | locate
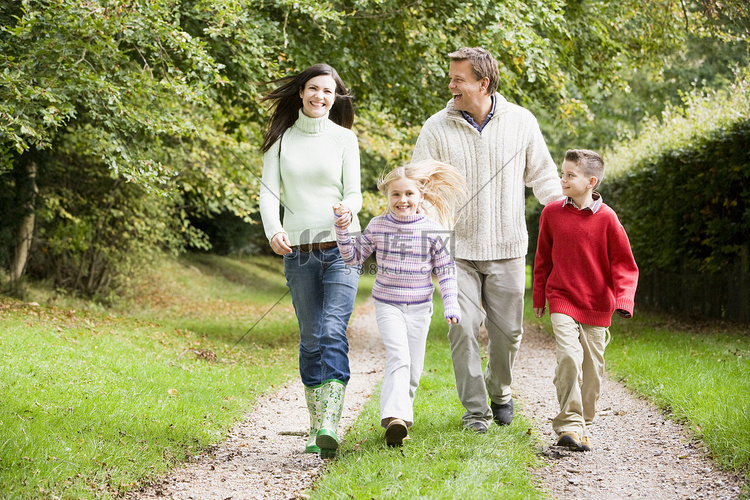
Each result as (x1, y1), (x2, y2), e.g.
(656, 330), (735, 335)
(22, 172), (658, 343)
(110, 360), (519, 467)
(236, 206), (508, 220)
(532, 208), (553, 309)
(608, 219), (639, 316)
(335, 216), (375, 266)
(433, 238), (461, 321)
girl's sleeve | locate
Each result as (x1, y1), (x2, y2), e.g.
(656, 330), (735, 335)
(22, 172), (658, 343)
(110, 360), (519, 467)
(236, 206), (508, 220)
(259, 141), (285, 241)
(532, 208), (553, 309)
(335, 217), (375, 266)
(339, 131), (363, 215)
(433, 237), (461, 321)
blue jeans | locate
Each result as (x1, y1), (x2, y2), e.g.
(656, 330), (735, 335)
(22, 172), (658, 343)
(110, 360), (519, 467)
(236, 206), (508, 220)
(284, 246), (360, 387)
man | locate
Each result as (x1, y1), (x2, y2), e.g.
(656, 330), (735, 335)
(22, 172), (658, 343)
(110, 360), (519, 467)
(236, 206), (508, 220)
(411, 46), (563, 432)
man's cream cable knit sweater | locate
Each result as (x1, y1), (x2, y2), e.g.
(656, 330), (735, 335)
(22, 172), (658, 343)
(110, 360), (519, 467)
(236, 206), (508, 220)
(412, 94), (563, 261)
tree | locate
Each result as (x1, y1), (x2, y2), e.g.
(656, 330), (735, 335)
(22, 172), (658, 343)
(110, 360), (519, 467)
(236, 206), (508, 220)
(2, 0), (747, 296)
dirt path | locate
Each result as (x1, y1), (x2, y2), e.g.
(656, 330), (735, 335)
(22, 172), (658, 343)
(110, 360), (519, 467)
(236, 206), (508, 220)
(514, 322), (745, 499)
(132, 298), (385, 500)
(132, 300), (746, 499)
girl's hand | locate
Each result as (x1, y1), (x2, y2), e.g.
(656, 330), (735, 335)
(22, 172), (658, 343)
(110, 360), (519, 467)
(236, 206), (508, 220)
(332, 203), (352, 228)
(533, 307), (546, 318)
(270, 232), (292, 255)
(446, 316), (459, 324)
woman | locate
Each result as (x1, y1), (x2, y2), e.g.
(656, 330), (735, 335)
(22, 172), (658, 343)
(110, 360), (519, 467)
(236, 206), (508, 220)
(259, 64), (362, 459)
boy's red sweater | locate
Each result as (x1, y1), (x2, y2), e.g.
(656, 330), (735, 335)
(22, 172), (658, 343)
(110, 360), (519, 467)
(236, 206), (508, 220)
(533, 200), (639, 327)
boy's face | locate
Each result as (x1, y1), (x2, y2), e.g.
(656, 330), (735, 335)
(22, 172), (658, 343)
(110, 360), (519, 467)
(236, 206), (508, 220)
(560, 160), (596, 199)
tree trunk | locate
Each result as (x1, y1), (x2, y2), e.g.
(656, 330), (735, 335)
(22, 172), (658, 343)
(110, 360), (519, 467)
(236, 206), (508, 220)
(10, 160), (38, 282)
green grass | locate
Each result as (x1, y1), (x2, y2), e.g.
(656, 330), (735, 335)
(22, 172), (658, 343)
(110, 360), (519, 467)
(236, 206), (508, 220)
(606, 313), (750, 471)
(309, 295), (547, 500)
(524, 291), (750, 475)
(3, 257), (749, 498)
(0, 254), (308, 499)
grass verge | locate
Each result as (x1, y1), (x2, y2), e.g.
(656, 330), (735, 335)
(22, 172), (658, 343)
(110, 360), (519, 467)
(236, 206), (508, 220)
(308, 296), (547, 500)
(524, 294), (750, 476)
(0, 253), (369, 499)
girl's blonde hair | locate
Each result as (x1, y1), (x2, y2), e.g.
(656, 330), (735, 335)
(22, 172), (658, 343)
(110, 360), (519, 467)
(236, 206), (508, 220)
(377, 160), (468, 228)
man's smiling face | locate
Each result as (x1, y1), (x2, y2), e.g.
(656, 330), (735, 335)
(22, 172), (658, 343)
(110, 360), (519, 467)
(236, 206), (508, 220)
(448, 59), (489, 117)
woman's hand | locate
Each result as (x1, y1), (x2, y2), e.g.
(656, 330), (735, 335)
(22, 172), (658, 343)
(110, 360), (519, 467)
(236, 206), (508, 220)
(533, 307), (546, 318)
(270, 232), (293, 255)
(332, 203), (352, 228)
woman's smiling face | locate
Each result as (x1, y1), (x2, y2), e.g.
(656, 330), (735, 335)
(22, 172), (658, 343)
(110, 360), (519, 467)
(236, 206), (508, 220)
(299, 74), (336, 119)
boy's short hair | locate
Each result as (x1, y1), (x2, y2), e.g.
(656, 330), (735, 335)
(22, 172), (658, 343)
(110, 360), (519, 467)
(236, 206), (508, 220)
(448, 47), (499, 95)
(565, 149), (605, 190)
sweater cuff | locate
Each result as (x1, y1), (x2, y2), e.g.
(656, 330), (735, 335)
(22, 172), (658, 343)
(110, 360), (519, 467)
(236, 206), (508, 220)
(615, 297), (635, 315)
(532, 290), (546, 309)
(444, 301), (461, 322)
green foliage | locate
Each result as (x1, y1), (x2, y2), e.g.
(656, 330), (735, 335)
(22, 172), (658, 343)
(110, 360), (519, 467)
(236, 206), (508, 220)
(3, 0), (749, 296)
(604, 76), (750, 274)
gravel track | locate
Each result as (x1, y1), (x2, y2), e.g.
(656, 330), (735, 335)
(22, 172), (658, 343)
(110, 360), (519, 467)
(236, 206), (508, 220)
(514, 321), (746, 499)
(132, 299), (746, 499)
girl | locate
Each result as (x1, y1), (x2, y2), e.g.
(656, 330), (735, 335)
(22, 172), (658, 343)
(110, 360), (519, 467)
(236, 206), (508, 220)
(333, 160), (467, 446)
(259, 64), (362, 459)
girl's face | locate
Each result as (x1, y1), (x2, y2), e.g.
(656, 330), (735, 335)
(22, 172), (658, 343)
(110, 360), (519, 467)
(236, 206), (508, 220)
(299, 74), (336, 119)
(388, 176), (424, 217)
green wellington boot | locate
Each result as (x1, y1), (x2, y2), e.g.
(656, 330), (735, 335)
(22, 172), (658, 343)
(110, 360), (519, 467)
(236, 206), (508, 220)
(303, 385), (323, 453)
(316, 379), (346, 459)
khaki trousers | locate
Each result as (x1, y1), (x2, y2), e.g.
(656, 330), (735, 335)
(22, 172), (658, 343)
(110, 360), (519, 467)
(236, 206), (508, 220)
(448, 257), (526, 427)
(550, 313), (610, 437)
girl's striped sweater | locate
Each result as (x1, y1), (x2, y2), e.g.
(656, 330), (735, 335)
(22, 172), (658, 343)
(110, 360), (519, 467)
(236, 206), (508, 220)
(335, 211), (460, 320)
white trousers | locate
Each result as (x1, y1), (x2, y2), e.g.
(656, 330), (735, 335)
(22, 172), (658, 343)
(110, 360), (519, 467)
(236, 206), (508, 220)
(375, 300), (433, 428)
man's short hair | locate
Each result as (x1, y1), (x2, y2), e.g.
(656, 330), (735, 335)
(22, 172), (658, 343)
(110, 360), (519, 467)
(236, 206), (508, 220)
(448, 47), (499, 95)
(565, 149), (605, 190)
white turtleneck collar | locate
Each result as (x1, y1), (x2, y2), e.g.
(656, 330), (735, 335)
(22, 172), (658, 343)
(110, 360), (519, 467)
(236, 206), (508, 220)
(295, 108), (331, 134)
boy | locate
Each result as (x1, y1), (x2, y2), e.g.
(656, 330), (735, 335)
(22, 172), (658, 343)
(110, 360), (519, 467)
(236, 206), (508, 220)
(532, 149), (639, 452)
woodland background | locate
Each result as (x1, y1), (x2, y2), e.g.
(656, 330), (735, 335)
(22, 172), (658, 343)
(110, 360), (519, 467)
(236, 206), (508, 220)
(1, 0), (749, 320)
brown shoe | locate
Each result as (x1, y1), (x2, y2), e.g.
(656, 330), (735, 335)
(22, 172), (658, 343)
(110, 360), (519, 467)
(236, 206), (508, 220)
(385, 418), (408, 447)
(581, 435), (592, 450)
(556, 431), (590, 452)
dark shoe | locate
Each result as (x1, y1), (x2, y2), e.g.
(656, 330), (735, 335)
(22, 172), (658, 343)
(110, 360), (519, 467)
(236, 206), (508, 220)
(385, 418), (408, 447)
(490, 399), (514, 426)
(556, 431), (591, 452)
(464, 421), (488, 433)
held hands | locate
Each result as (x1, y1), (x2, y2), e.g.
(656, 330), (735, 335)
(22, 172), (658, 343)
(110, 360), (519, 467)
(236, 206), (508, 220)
(533, 307), (546, 318)
(270, 231), (292, 256)
(332, 203), (352, 228)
